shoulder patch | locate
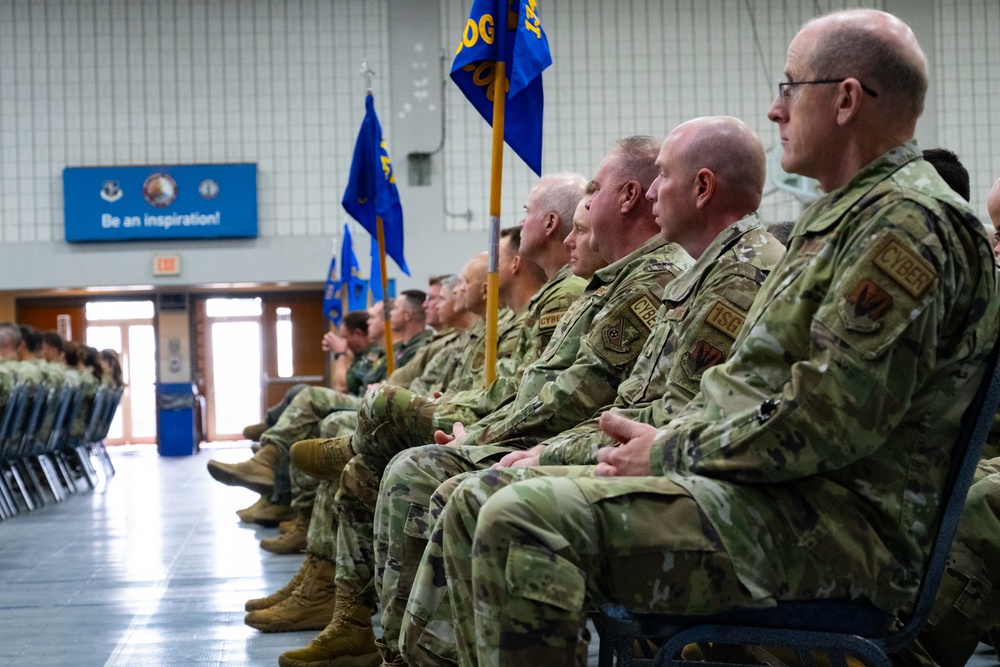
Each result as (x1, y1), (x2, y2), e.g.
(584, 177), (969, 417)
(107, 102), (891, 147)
(629, 296), (658, 331)
(644, 258), (678, 273)
(538, 312), (565, 331)
(704, 300), (744, 340)
(873, 237), (936, 298)
(689, 340), (726, 372)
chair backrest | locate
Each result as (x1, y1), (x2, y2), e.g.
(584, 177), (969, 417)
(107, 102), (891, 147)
(883, 335), (1000, 652)
(82, 385), (108, 444)
(41, 384), (80, 453)
(0, 382), (30, 457)
(17, 381), (52, 455)
(51, 384), (86, 451)
(92, 386), (124, 442)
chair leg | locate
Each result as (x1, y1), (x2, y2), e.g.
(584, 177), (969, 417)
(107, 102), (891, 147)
(4, 461), (36, 511)
(34, 454), (65, 502)
(52, 452), (78, 494)
(93, 442), (116, 477)
(0, 472), (16, 518)
(18, 459), (48, 507)
(73, 445), (100, 489)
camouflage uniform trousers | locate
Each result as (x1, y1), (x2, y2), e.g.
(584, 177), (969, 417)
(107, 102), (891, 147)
(904, 457), (1000, 667)
(300, 409), (359, 559)
(375, 443), (530, 665)
(431, 466), (851, 667)
(330, 386), (481, 608)
(259, 386), (361, 504)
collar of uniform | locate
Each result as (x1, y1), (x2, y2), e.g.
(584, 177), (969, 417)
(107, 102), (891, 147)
(429, 326), (456, 342)
(359, 341), (382, 358)
(397, 327), (433, 353)
(497, 306), (516, 329)
(588, 234), (671, 290)
(524, 262), (575, 312)
(792, 140), (921, 238)
(660, 213), (763, 303)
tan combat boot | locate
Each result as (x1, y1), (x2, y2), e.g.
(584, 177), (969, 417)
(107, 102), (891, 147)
(277, 589), (381, 667)
(207, 443), (279, 495)
(244, 555), (337, 632)
(245, 553), (317, 611)
(236, 495), (270, 523)
(260, 508), (311, 554)
(242, 421), (269, 442)
(278, 516), (297, 534)
(290, 437), (354, 481)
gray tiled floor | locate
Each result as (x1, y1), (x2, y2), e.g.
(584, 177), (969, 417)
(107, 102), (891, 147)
(0, 446), (316, 667)
(2, 446), (998, 667)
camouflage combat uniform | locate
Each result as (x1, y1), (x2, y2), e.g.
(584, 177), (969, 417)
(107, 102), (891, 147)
(384, 215), (783, 664)
(329, 310), (515, 596)
(374, 237), (693, 664)
(903, 456), (1000, 667)
(393, 327), (460, 395)
(303, 321), (493, 564)
(437, 143), (1000, 667)
(265, 330), (428, 505)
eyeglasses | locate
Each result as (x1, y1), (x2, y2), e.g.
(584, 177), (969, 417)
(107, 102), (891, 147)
(778, 78), (879, 101)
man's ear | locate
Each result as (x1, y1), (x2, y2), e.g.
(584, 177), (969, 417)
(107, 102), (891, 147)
(542, 212), (561, 239)
(835, 79), (865, 126)
(693, 168), (716, 209)
(510, 255), (522, 275)
(620, 180), (643, 214)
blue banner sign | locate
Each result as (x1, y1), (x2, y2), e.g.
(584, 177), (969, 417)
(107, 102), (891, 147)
(63, 163), (258, 242)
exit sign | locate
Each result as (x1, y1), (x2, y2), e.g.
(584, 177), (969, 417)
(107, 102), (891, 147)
(154, 254), (181, 276)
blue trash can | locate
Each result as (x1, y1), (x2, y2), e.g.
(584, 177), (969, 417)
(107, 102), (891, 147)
(157, 383), (197, 456)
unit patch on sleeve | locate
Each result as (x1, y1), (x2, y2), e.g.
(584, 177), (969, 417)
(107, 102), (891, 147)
(873, 237), (937, 298)
(538, 312), (565, 331)
(704, 300), (744, 340)
(629, 296), (659, 332)
(847, 279), (893, 320)
(690, 339), (725, 372)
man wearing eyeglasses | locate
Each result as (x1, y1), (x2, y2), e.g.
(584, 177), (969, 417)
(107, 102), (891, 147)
(430, 9), (1000, 667)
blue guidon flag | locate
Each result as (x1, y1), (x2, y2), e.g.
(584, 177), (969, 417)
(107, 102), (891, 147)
(342, 94), (410, 277)
(323, 223), (369, 326)
(451, 0), (552, 175)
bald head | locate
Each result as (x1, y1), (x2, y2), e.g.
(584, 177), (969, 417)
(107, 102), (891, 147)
(804, 10), (928, 123)
(459, 252), (489, 316)
(671, 116), (766, 213)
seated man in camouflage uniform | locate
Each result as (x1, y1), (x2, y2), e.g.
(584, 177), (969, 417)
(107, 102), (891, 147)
(270, 227), (551, 664)
(435, 10), (1000, 667)
(242, 245), (522, 635)
(206, 295), (431, 504)
(386, 116), (784, 667)
(292, 138), (691, 667)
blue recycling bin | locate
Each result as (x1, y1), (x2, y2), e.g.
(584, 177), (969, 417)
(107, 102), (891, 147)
(157, 383), (197, 456)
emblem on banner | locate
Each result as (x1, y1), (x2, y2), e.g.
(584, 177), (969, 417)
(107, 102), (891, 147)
(100, 180), (123, 203)
(143, 173), (178, 208)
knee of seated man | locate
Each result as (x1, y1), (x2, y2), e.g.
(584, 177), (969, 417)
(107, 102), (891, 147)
(476, 485), (588, 614)
(341, 455), (381, 507)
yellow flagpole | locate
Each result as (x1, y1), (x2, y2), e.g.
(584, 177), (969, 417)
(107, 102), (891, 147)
(376, 215), (395, 374)
(484, 60), (506, 387)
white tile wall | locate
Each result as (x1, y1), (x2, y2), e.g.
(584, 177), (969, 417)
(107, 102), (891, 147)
(0, 0), (390, 245)
(1, 0), (997, 287)
(936, 0), (1000, 214)
(438, 0), (888, 232)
